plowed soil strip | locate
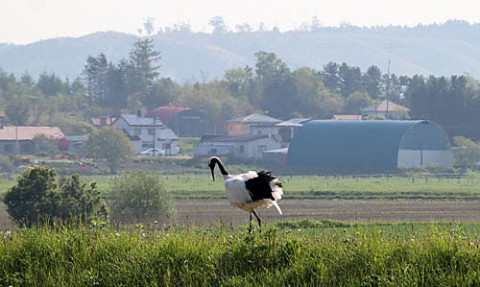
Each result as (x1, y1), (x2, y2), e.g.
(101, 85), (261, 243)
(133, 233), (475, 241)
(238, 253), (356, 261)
(175, 199), (480, 226)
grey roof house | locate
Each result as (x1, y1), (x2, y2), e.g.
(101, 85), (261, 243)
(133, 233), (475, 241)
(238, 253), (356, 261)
(112, 114), (179, 155)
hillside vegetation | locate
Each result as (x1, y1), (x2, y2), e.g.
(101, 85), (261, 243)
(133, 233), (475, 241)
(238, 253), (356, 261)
(1, 21), (480, 81)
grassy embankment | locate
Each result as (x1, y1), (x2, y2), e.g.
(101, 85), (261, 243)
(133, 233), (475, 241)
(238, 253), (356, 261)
(2, 220), (480, 286)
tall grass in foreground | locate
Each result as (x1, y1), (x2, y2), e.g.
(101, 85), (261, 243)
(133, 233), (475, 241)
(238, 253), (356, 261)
(2, 221), (480, 286)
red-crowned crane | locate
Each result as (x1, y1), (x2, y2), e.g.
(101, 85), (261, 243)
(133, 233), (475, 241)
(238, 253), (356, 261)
(208, 156), (283, 231)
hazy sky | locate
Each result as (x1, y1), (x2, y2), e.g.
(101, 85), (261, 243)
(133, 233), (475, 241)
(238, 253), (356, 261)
(1, 0), (479, 44)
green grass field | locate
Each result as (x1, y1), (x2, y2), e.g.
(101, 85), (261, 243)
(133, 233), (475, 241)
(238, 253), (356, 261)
(1, 172), (479, 200)
(2, 220), (480, 286)
(102, 172), (480, 200)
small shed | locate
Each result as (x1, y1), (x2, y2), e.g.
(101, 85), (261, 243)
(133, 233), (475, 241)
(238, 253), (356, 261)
(288, 120), (454, 173)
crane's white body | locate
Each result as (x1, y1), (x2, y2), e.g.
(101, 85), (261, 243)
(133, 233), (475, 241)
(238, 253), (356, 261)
(223, 171), (283, 214)
(208, 156), (283, 230)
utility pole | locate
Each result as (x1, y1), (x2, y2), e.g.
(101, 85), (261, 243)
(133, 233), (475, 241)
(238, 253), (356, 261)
(152, 116), (156, 156)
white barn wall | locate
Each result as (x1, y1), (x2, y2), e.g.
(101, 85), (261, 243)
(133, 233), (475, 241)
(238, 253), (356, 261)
(398, 149), (454, 168)
(194, 144), (233, 157)
(249, 126), (280, 136)
(236, 137), (282, 159)
(194, 137), (281, 159)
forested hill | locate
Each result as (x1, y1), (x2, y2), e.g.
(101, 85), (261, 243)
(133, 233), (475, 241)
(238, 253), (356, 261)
(1, 21), (480, 82)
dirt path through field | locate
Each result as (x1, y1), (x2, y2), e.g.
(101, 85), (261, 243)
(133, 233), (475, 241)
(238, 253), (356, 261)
(2, 199), (480, 228)
(175, 199), (480, 226)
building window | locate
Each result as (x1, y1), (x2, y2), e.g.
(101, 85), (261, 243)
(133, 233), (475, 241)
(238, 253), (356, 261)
(239, 145), (244, 153)
(134, 128), (141, 135)
(147, 128), (154, 136)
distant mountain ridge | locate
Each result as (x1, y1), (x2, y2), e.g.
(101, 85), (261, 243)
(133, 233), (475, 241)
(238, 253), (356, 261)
(1, 21), (480, 82)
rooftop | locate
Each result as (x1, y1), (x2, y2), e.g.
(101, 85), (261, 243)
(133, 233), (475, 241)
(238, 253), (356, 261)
(362, 100), (410, 113)
(146, 106), (191, 125)
(116, 114), (166, 127)
(0, 126), (65, 141)
(228, 113), (282, 124)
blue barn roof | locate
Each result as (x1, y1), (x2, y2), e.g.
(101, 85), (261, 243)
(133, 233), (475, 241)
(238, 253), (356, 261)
(287, 120), (450, 172)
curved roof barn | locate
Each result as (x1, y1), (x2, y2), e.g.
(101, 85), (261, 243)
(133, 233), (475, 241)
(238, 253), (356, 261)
(288, 120), (453, 173)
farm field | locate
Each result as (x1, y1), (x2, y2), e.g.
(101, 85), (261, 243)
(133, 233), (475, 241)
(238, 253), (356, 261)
(175, 198), (480, 227)
(1, 172), (480, 227)
(2, 171), (480, 285)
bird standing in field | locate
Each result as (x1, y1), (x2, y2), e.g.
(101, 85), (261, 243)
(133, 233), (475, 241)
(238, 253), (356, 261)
(208, 156), (283, 231)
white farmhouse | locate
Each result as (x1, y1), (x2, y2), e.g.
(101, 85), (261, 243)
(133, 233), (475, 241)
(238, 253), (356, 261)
(112, 114), (179, 155)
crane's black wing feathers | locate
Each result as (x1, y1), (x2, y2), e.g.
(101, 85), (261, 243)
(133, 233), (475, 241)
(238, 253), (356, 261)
(245, 171), (277, 201)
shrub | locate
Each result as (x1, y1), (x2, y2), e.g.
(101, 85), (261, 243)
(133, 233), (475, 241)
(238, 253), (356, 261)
(57, 174), (108, 223)
(4, 165), (58, 226)
(3, 165), (107, 227)
(110, 170), (175, 225)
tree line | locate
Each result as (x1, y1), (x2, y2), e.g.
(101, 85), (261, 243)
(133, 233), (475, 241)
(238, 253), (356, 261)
(1, 36), (480, 139)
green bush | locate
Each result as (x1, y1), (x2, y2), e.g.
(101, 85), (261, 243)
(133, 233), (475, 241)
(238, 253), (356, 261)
(3, 165), (107, 226)
(110, 170), (175, 225)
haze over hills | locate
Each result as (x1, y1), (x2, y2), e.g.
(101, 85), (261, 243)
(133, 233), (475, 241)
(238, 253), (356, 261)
(1, 21), (480, 82)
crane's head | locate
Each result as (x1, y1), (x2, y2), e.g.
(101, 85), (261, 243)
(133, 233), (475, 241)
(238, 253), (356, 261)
(208, 157), (217, 181)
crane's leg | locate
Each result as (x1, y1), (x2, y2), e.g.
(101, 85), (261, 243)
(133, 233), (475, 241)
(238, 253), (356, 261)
(249, 213), (253, 232)
(252, 210), (262, 228)
(248, 211), (262, 232)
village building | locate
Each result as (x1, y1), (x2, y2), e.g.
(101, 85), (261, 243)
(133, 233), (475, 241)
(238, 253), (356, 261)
(147, 105), (215, 137)
(112, 114), (179, 155)
(275, 118), (311, 144)
(361, 99), (410, 120)
(288, 120), (454, 173)
(0, 126), (66, 155)
(194, 134), (282, 160)
(227, 113), (282, 136)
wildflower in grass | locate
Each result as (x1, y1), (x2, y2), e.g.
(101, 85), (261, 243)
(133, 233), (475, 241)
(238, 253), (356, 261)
(3, 230), (12, 239)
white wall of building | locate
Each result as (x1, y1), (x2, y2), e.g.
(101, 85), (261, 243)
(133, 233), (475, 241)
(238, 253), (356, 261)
(194, 137), (282, 159)
(194, 144), (233, 157)
(113, 117), (179, 155)
(249, 126), (280, 137)
(398, 149), (454, 168)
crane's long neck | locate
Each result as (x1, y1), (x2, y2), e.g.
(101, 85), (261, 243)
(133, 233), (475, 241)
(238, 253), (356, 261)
(213, 157), (229, 176)
(210, 156), (229, 181)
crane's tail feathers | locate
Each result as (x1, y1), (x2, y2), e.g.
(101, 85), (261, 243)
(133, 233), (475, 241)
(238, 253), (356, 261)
(271, 201), (283, 215)
(270, 179), (283, 201)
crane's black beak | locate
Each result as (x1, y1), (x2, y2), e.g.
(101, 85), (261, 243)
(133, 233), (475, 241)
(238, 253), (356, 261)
(210, 167), (215, 181)
(208, 161), (216, 181)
